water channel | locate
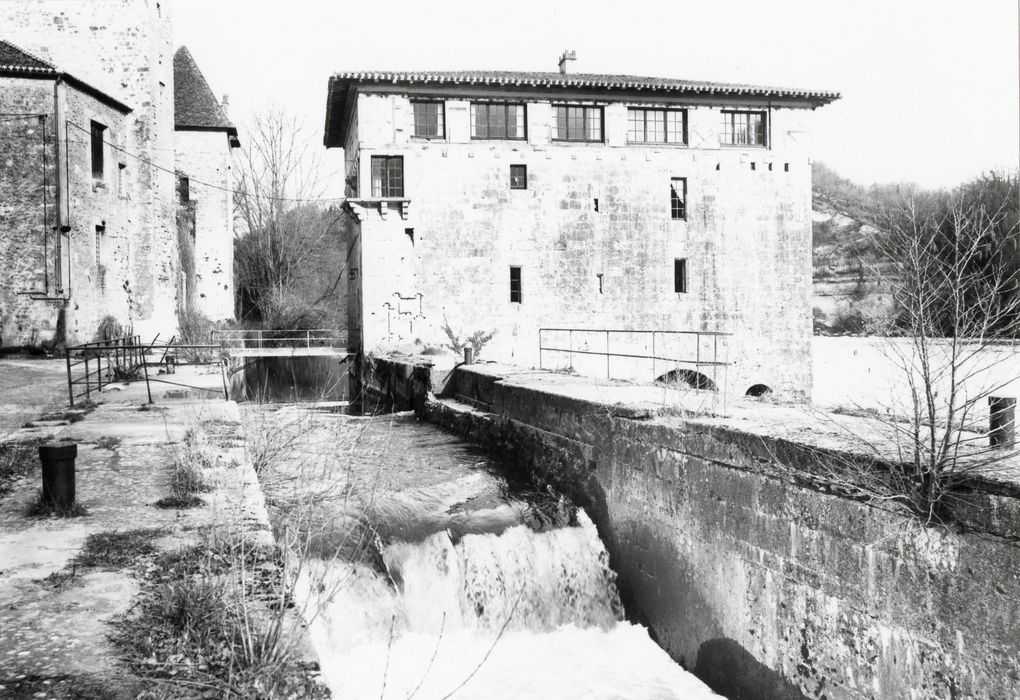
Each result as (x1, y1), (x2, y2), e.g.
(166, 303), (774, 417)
(245, 387), (718, 698)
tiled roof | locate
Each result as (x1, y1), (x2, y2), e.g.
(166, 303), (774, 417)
(0, 38), (131, 112)
(0, 38), (57, 74)
(324, 69), (840, 146)
(173, 47), (238, 144)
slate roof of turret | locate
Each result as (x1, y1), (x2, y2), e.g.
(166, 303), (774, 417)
(0, 38), (131, 112)
(324, 69), (841, 147)
(174, 46), (239, 145)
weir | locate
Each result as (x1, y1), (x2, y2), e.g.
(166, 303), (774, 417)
(355, 355), (1020, 699)
(252, 408), (718, 698)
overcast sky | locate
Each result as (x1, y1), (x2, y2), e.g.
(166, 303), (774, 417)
(174, 0), (1019, 191)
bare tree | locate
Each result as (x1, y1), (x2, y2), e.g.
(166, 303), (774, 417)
(234, 108), (347, 329)
(862, 177), (1020, 524)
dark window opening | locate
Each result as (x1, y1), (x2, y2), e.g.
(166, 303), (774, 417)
(674, 258), (687, 294)
(412, 101), (445, 139)
(746, 384), (773, 398)
(721, 110), (767, 147)
(552, 105), (603, 142)
(784, 163), (790, 172)
(509, 266), (522, 303)
(593, 198), (599, 212)
(656, 369), (718, 392)
(349, 267), (359, 281)
(95, 224), (104, 268)
(597, 273), (604, 294)
(670, 178), (687, 221)
(177, 175), (190, 203)
(371, 156), (404, 197)
(627, 108), (687, 144)
(750, 162), (757, 171)
(471, 103), (526, 140)
(768, 162), (774, 171)
(405, 227), (415, 244)
(90, 121), (106, 179)
(510, 164), (527, 189)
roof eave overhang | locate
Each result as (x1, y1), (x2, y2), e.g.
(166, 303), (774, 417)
(175, 124), (241, 148)
(1, 68), (133, 114)
(323, 75), (840, 148)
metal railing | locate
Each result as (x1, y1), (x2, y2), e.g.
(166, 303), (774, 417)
(65, 336), (224, 406)
(211, 328), (346, 350)
(538, 328), (731, 388)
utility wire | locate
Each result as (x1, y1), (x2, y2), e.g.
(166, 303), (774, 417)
(64, 119), (347, 205)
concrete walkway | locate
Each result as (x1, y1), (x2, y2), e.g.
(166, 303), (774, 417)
(0, 358), (68, 439)
(0, 388), (270, 697)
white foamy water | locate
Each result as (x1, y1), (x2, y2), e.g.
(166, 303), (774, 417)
(297, 512), (718, 699)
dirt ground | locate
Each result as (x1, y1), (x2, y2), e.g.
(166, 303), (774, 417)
(0, 357), (69, 438)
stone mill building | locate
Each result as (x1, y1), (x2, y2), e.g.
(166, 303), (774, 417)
(323, 58), (839, 399)
(0, 0), (238, 349)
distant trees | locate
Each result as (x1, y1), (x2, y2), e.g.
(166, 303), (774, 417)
(233, 109), (348, 329)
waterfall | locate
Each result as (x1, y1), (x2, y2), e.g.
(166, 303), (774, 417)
(300, 511), (719, 699)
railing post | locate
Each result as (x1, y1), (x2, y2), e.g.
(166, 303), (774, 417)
(606, 330), (611, 379)
(568, 330), (573, 372)
(65, 349), (74, 407)
(142, 357), (153, 404)
(651, 331), (657, 382)
(84, 354), (90, 402)
(97, 349), (103, 393)
(307, 329), (311, 348)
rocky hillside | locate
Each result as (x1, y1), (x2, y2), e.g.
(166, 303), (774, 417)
(812, 194), (900, 335)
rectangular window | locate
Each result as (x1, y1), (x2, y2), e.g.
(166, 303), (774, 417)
(721, 110), (767, 146)
(674, 258), (688, 294)
(371, 156), (404, 197)
(628, 108), (687, 144)
(510, 164), (527, 190)
(95, 225), (104, 268)
(178, 175), (190, 203)
(670, 177), (687, 220)
(118, 163), (128, 199)
(552, 105), (603, 142)
(412, 101), (445, 139)
(470, 103), (526, 140)
(509, 266), (522, 303)
(90, 121), (106, 179)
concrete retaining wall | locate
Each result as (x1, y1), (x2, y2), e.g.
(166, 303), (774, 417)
(364, 355), (1020, 699)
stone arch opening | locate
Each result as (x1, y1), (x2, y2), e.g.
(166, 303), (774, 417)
(655, 369), (718, 392)
(746, 384), (773, 398)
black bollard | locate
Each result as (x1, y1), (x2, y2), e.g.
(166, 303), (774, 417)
(989, 397), (1016, 449)
(39, 442), (77, 509)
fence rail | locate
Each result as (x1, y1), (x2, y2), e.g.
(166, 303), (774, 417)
(211, 328), (346, 350)
(65, 337), (223, 406)
(538, 328), (731, 389)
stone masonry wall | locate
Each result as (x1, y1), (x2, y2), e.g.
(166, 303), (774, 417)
(364, 357), (1020, 699)
(0, 76), (138, 346)
(0, 79), (61, 347)
(349, 91), (815, 399)
(174, 130), (235, 321)
(0, 0), (181, 342)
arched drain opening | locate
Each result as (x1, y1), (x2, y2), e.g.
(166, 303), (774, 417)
(746, 383), (773, 398)
(655, 369), (718, 392)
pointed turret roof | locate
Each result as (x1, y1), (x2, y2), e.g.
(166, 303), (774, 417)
(174, 46), (239, 146)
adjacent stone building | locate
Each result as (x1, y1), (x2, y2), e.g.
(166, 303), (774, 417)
(324, 66), (839, 398)
(0, 0), (237, 348)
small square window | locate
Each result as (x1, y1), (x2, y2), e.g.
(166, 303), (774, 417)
(674, 258), (687, 294)
(509, 266), (522, 303)
(510, 164), (527, 190)
(670, 178), (687, 221)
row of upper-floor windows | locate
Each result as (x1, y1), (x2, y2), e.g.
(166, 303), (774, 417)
(410, 100), (767, 147)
